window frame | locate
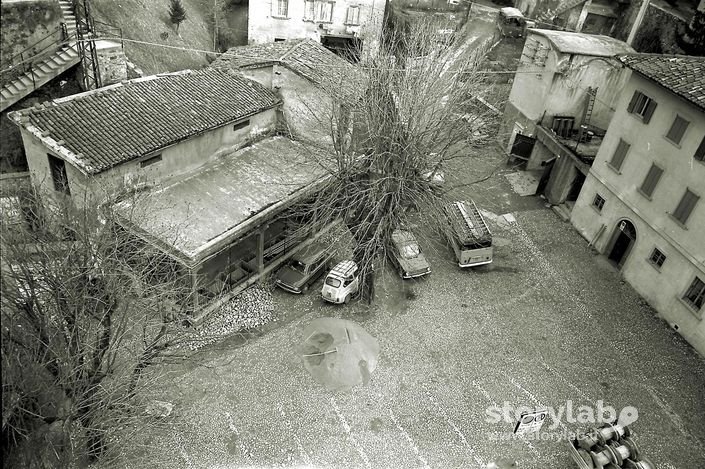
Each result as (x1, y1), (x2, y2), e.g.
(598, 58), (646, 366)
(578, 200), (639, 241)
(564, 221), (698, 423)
(626, 90), (657, 124)
(48, 154), (71, 195)
(140, 154), (162, 168)
(638, 163), (663, 199)
(233, 119), (250, 131)
(648, 248), (666, 270)
(345, 5), (360, 25)
(272, 0), (289, 18)
(682, 276), (705, 313)
(671, 188), (700, 227)
(694, 135), (705, 162)
(592, 193), (605, 212)
(664, 114), (690, 146)
(607, 138), (630, 172)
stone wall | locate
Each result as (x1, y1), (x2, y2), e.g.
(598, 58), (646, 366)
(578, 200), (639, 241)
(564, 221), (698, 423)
(96, 43), (128, 86)
(1, 0), (64, 83)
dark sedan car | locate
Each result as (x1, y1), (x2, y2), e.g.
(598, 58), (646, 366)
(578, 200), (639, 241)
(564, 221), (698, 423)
(275, 243), (333, 293)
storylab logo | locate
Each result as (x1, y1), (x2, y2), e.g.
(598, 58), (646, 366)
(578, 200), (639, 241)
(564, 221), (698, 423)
(485, 400), (639, 430)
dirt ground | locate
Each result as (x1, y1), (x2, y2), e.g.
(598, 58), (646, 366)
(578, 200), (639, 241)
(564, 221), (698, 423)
(117, 140), (705, 469)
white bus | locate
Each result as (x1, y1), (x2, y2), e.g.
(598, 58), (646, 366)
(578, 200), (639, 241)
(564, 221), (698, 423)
(443, 200), (493, 267)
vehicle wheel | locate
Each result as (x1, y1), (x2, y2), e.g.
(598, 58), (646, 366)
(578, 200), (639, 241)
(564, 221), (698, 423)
(344, 294), (350, 305)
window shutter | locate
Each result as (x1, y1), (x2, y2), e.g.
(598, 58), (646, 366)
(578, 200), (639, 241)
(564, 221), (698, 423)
(626, 91), (639, 113)
(642, 99), (657, 124)
(695, 135), (705, 161)
(610, 139), (630, 171)
(640, 164), (663, 197)
(666, 115), (689, 144)
(673, 189), (699, 224)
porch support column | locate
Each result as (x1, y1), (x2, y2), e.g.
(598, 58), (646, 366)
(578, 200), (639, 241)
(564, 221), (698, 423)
(191, 267), (200, 313)
(257, 226), (265, 283)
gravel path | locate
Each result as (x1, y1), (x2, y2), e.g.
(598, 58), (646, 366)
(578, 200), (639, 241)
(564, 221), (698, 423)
(122, 149), (705, 468)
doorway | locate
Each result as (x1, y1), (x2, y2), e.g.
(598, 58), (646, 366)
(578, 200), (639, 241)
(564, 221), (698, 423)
(607, 220), (636, 269)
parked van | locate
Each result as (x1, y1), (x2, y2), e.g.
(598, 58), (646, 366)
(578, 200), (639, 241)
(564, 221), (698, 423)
(443, 200), (493, 267)
(321, 260), (360, 304)
(496, 7), (527, 38)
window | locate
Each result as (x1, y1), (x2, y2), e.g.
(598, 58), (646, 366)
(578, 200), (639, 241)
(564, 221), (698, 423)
(695, 135), (705, 162)
(682, 276), (705, 311)
(639, 163), (663, 198)
(592, 193), (605, 211)
(48, 154), (70, 195)
(140, 154), (162, 167)
(233, 119), (250, 131)
(274, 37), (286, 42)
(272, 0), (288, 18)
(305, 0), (334, 22)
(345, 5), (360, 25)
(672, 188), (699, 225)
(665, 115), (689, 145)
(626, 90), (657, 124)
(648, 248), (666, 268)
(608, 139), (630, 171)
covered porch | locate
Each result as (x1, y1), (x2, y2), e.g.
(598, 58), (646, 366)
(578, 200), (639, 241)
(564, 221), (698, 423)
(116, 137), (333, 322)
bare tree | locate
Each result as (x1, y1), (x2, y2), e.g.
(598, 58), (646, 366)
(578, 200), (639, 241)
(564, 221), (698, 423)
(291, 22), (502, 303)
(0, 188), (212, 467)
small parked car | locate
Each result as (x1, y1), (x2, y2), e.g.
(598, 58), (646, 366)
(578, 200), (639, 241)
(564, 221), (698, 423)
(275, 243), (333, 294)
(321, 260), (360, 304)
(388, 230), (431, 279)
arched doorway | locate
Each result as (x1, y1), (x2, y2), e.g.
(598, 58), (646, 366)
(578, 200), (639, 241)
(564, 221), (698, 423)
(607, 219), (636, 269)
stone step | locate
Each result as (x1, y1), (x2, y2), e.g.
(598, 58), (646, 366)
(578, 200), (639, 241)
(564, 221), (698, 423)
(18, 76), (33, 87)
(1, 88), (13, 99)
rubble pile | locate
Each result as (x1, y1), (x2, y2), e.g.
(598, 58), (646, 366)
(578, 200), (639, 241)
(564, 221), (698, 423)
(182, 286), (276, 351)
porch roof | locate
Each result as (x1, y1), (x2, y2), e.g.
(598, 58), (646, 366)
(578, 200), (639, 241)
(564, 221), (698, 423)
(116, 137), (332, 265)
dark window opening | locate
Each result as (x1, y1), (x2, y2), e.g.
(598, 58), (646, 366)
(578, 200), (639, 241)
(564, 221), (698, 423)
(627, 90), (657, 124)
(592, 193), (605, 211)
(274, 38), (286, 42)
(649, 248), (666, 268)
(140, 154), (162, 168)
(233, 120), (250, 131)
(48, 154), (70, 195)
(683, 277), (705, 311)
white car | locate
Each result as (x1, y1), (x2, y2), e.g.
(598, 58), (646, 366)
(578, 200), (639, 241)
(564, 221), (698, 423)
(321, 260), (360, 304)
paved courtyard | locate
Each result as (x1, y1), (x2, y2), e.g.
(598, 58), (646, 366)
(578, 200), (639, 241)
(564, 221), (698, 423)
(131, 147), (705, 469)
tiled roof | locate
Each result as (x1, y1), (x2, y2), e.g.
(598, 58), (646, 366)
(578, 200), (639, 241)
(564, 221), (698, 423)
(619, 54), (705, 111)
(8, 69), (281, 174)
(531, 29), (634, 57)
(212, 40), (303, 69)
(212, 39), (363, 96)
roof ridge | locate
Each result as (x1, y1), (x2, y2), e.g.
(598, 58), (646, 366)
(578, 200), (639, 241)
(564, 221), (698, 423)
(279, 38), (313, 61)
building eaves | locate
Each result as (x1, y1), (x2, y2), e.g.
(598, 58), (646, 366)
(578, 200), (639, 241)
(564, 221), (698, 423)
(619, 54), (705, 111)
(7, 68), (281, 175)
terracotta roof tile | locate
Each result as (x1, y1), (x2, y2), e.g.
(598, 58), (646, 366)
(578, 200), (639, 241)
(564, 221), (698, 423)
(619, 54), (705, 111)
(8, 69), (281, 174)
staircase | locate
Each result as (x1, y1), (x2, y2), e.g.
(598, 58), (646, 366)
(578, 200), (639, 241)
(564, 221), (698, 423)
(0, 1), (81, 112)
(536, 0), (589, 25)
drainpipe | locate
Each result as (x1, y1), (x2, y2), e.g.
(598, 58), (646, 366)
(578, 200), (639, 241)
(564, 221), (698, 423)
(627, 0), (650, 46)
